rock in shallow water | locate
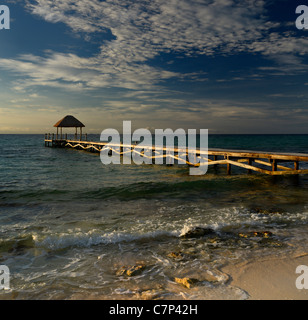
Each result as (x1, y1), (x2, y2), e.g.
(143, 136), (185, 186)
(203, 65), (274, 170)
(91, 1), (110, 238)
(249, 207), (284, 215)
(174, 269), (228, 289)
(180, 227), (216, 239)
(116, 264), (146, 277)
(238, 231), (273, 239)
(174, 277), (199, 289)
(135, 289), (163, 300)
(167, 251), (185, 260)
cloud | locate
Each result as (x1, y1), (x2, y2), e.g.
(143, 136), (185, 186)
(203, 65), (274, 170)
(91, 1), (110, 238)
(0, 51), (180, 91)
(0, 0), (307, 94)
(25, 0), (271, 57)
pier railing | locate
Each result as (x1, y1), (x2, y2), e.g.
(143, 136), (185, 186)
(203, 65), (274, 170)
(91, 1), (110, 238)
(45, 133), (88, 142)
(44, 135), (308, 175)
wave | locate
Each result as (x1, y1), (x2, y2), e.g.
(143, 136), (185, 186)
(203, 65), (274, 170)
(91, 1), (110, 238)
(34, 229), (180, 250)
(0, 183), (201, 205)
(76, 178), (265, 200)
(1, 204), (307, 254)
(1, 173), (308, 204)
(0, 230), (179, 253)
(0, 189), (70, 202)
(0, 234), (35, 253)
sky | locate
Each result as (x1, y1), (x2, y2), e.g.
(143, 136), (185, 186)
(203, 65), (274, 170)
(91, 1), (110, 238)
(0, 0), (308, 134)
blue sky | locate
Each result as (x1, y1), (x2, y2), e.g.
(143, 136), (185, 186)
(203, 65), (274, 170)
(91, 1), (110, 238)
(0, 0), (308, 134)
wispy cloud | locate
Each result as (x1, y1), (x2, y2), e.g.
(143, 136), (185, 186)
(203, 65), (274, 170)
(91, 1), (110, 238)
(0, 0), (306, 94)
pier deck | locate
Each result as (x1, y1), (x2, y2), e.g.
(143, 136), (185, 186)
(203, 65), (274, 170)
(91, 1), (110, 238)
(44, 136), (308, 175)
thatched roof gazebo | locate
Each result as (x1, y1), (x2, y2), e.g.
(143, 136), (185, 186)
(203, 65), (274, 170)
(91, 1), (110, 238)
(53, 115), (85, 140)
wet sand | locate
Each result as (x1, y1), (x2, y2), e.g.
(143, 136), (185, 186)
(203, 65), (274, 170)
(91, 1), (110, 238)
(222, 253), (308, 300)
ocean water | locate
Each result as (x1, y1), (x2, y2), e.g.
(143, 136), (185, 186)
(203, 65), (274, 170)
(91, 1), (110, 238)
(0, 134), (308, 300)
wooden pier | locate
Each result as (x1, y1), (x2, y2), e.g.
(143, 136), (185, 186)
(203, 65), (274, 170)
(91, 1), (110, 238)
(44, 135), (308, 176)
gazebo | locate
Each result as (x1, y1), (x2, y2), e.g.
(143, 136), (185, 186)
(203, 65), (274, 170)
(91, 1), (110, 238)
(53, 115), (85, 140)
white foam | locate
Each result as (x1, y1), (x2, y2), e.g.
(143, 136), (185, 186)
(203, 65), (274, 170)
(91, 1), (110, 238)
(34, 229), (178, 250)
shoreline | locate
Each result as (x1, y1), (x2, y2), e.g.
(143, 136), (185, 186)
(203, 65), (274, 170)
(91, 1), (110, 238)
(221, 252), (308, 300)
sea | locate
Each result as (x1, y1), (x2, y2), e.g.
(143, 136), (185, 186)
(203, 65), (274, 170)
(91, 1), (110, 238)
(0, 134), (308, 300)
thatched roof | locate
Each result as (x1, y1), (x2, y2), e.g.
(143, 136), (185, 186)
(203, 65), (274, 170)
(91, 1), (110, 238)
(53, 115), (85, 128)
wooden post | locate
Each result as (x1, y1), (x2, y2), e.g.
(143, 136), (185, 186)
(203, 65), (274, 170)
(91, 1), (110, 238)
(213, 155), (218, 170)
(75, 127), (77, 140)
(248, 158), (252, 174)
(80, 127), (82, 141)
(294, 161), (299, 170)
(272, 159), (277, 172)
(56, 127), (58, 140)
(85, 133), (87, 141)
(227, 164), (231, 175)
(227, 156), (231, 175)
(60, 127), (63, 140)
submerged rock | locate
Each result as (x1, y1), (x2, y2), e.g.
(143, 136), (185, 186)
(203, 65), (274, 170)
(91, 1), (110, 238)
(174, 277), (199, 289)
(167, 249), (201, 261)
(236, 230), (285, 248)
(250, 207), (283, 215)
(167, 251), (185, 260)
(136, 289), (162, 300)
(180, 227), (216, 239)
(115, 267), (127, 277)
(116, 264), (146, 277)
(238, 231), (273, 239)
(258, 238), (284, 247)
(126, 265), (145, 277)
(174, 269), (229, 289)
(204, 269), (230, 284)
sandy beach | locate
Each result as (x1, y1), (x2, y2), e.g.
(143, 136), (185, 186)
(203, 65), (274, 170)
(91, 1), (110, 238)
(222, 253), (308, 300)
